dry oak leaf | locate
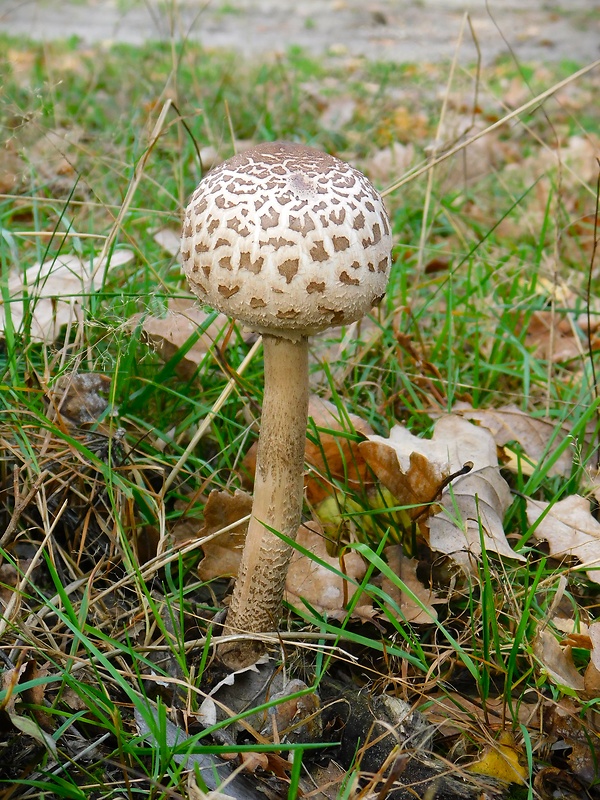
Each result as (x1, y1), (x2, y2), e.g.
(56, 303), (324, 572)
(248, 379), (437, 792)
(359, 415), (498, 516)
(362, 142), (414, 184)
(135, 298), (230, 379)
(527, 495), (600, 584)
(428, 466), (523, 570)
(534, 628), (585, 692)
(197, 489), (252, 581)
(305, 396), (374, 504)
(380, 545), (438, 624)
(0, 249), (133, 343)
(452, 401), (573, 478)
(284, 521), (372, 621)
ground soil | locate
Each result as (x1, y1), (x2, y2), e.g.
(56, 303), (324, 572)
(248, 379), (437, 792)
(1, 0), (599, 64)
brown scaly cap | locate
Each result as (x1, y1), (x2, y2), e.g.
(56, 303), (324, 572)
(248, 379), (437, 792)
(181, 141), (392, 339)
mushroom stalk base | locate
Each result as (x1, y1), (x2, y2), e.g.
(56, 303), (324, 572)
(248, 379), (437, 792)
(218, 335), (309, 670)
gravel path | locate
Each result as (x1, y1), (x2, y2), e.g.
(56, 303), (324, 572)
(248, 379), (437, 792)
(1, 0), (599, 64)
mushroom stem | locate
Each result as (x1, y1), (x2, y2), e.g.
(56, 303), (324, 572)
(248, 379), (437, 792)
(218, 334), (309, 670)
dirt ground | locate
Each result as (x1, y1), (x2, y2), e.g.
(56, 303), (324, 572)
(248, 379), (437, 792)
(0, 0), (599, 64)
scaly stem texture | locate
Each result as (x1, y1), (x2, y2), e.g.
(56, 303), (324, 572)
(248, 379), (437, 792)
(218, 335), (309, 669)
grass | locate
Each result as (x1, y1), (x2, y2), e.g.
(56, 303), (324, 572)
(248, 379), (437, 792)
(0, 29), (599, 798)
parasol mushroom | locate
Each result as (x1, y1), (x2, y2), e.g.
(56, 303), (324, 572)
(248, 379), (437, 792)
(181, 141), (392, 669)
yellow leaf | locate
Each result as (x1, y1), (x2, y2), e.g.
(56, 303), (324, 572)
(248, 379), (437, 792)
(467, 732), (527, 785)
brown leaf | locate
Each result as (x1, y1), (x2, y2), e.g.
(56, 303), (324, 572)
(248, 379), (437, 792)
(1, 662), (56, 752)
(358, 444), (445, 517)
(285, 522), (372, 620)
(428, 466), (522, 569)
(527, 495), (600, 584)
(136, 298), (230, 379)
(0, 141), (25, 193)
(0, 249), (133, 343)
(362, 142), (414, 183)
(380, 545), (438, 623)
(427, 693), (538, 738)
(0, 562), (30, 609)
(533, 628), (585, 692)
(305, 396), (374, 504)
(363, 415), (498, 480)
(543, 698), (600, 786)
(452, 401), (573, 477)
(197, 489), (252, 581)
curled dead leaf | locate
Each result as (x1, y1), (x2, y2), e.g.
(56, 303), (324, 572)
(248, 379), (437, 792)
(305, 396), (374, 505)
(533, 628), (585, 692)
(428, 466), (522, 570)
(285, 522), (372, 621)
(1, 249), (133, 343)
(380, 545), (438, 623)
(523, 310), (582, 363)
(452, 401), (574, 477)
(197, 489), (252, 581)
(135, 298), (230, 379)
(45, 372), (114, 430)
(527, 495), (600, 584)
(466, 731), (528, 785)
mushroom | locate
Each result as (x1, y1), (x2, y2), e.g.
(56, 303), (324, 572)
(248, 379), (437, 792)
(181, 141), (392, 670)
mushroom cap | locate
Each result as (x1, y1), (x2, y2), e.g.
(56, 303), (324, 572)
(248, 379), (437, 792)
(181, 141), (392, 339)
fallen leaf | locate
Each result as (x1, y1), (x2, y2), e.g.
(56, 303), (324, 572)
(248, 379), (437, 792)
(152, 227), (181, 258)
(197, 489), (252, 581)
(584, 622), (600, 699)
(543, 698), (600, 786)
(467, 731), (527, 785)
(531, 134), (600, 185)
(305, 396), (374, 504)
(0, 141), (25, 193)
(428, 466), (522, 569)
(319, 97), (356, 132)
(136, 298), (230, 379)
(359, 444), (445, 524)
(363, 415), (498, 480)
(0, 562), (32, 609)
(285, 521), (372, 620)
(359, 415), (498, 524)
(452, 401), (573, 477)
(534, 767), (586, 799)
(260, 678), (322, 743)
(527, 495), (600, 584)
(1, 249), (133, 343)
(533, 628), (585, 692)
(360, 416), (517, 569)
(380, 545), (438, 623)
(1, 662), (57, 754)
(427, 693), (539, 739)
(26, 126), (84, 192)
